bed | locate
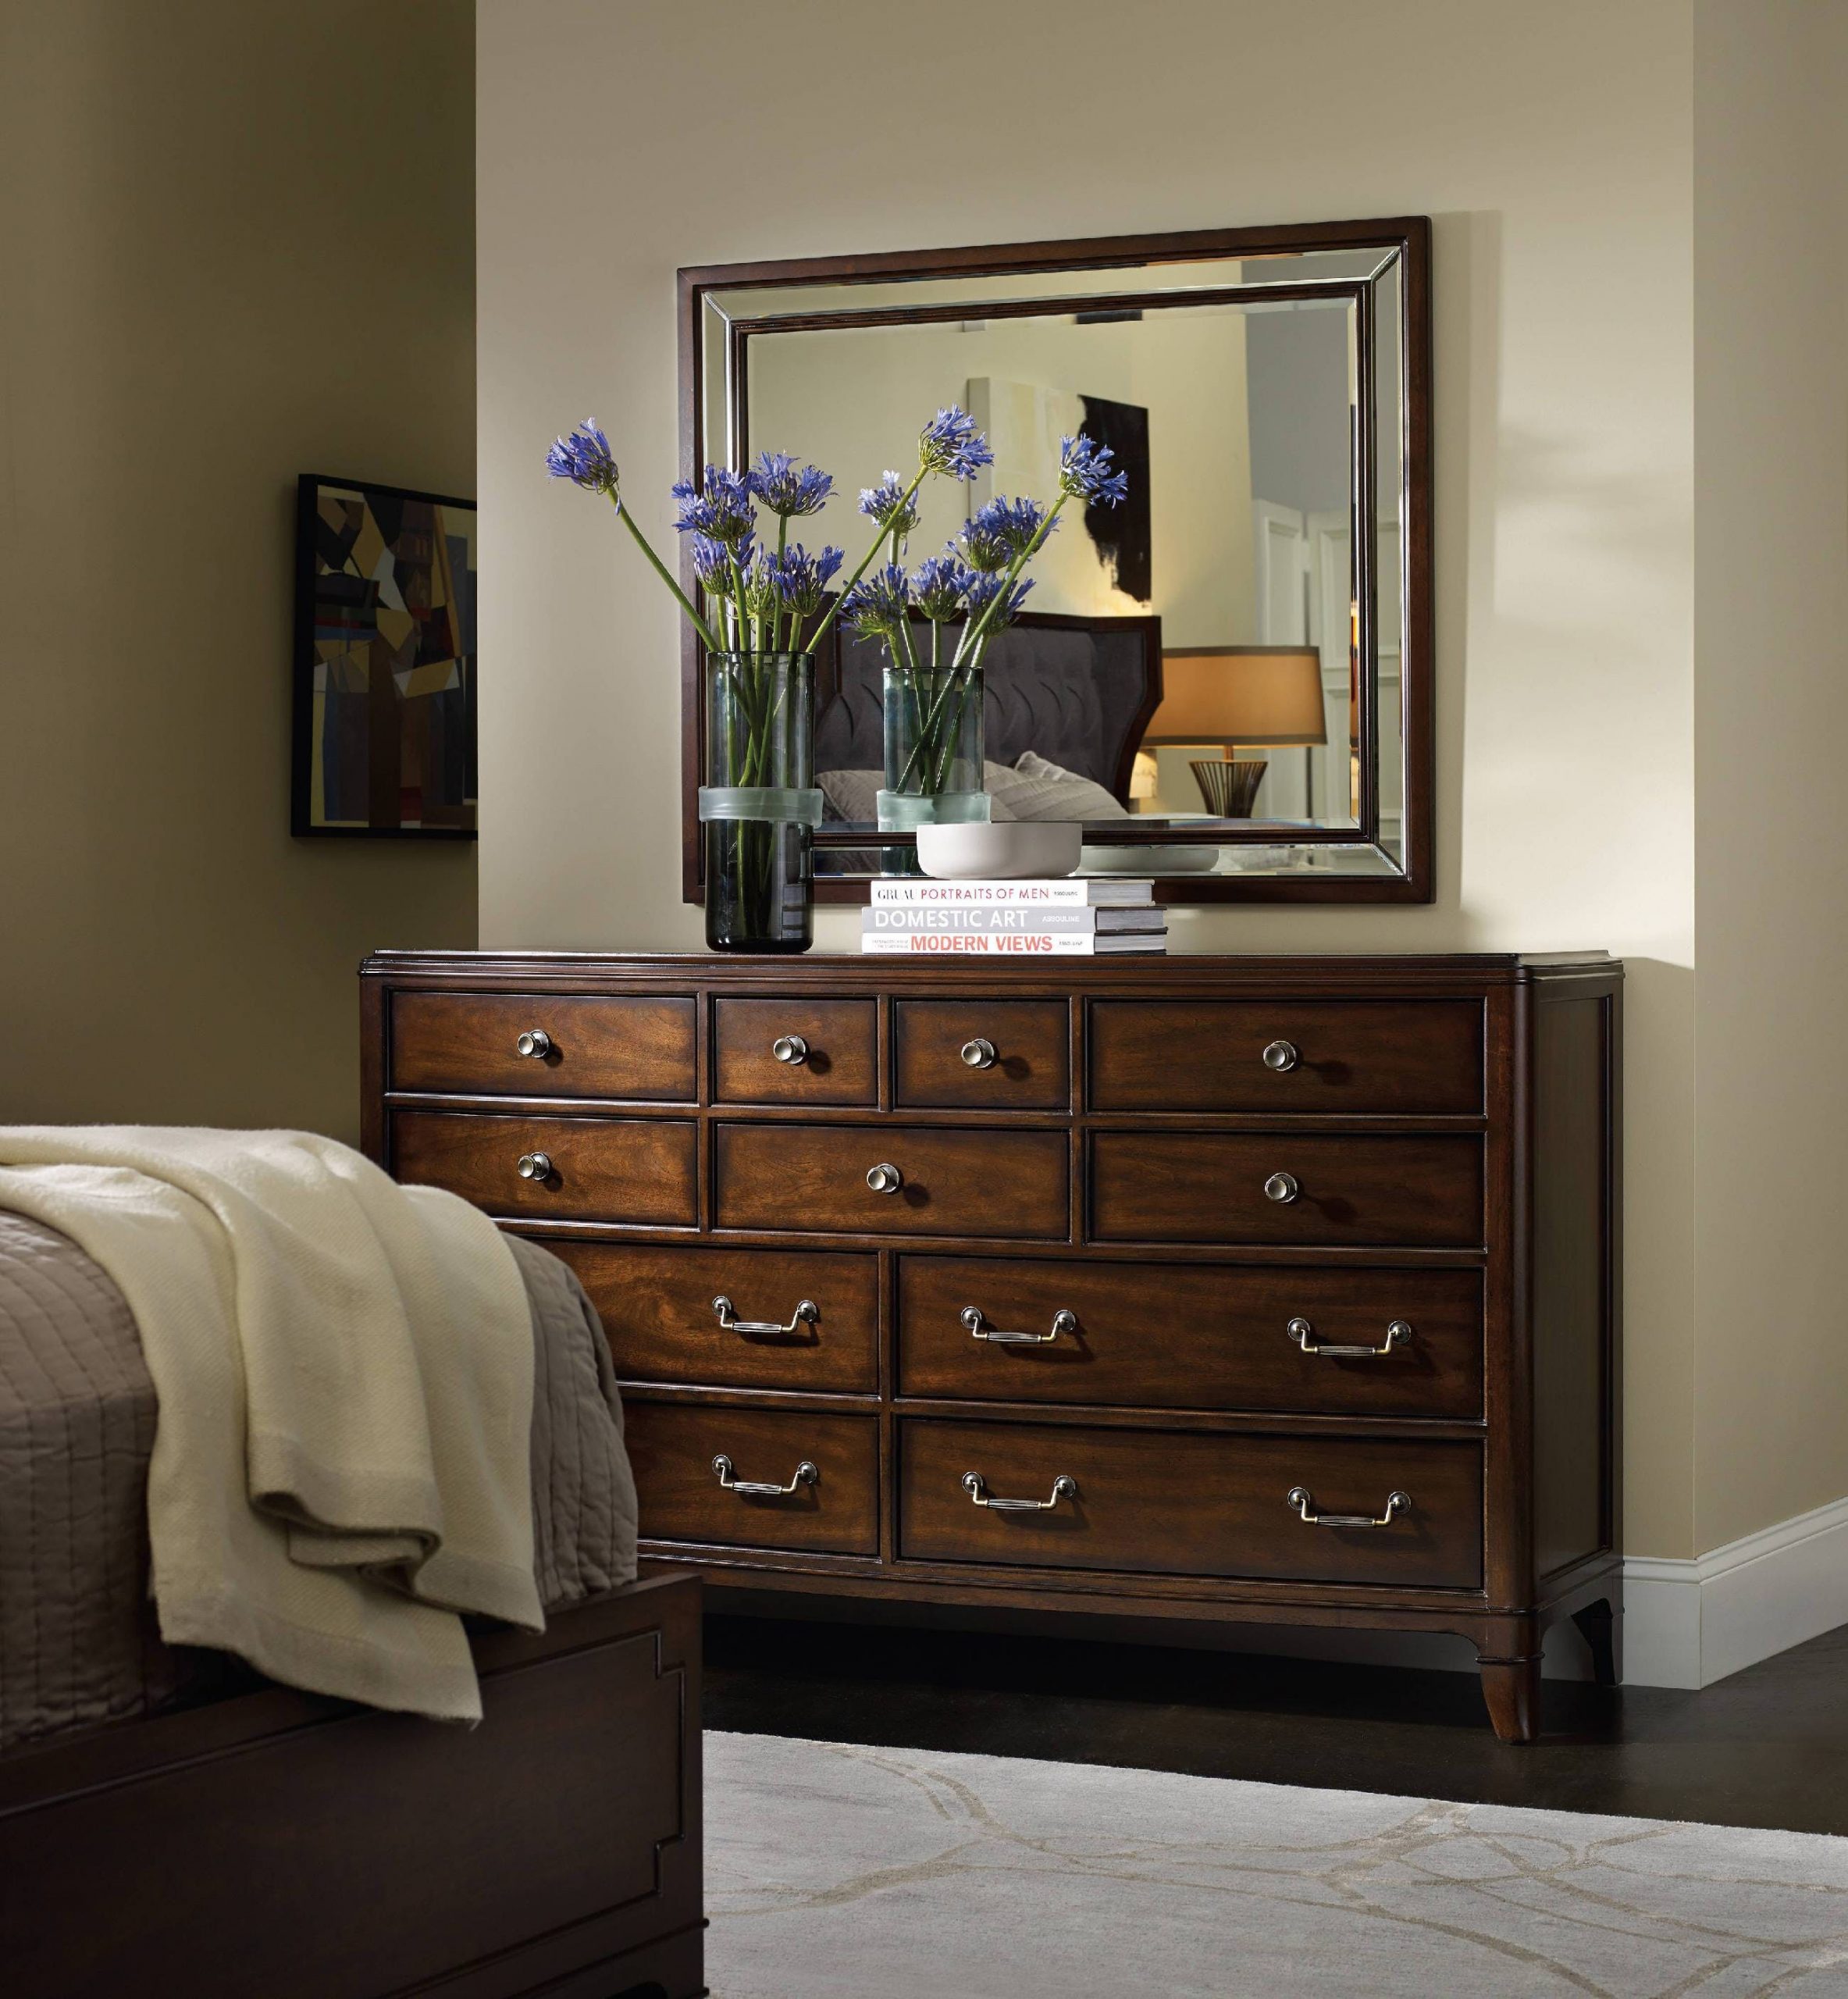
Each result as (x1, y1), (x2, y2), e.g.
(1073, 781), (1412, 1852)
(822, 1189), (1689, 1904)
(0, 1210), (703, 1999)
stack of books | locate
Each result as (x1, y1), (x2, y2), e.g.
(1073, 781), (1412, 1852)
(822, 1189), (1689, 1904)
(862, 878), (1166, 954)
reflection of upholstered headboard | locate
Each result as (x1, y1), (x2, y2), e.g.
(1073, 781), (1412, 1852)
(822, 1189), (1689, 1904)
(816, 610), (1163, 804)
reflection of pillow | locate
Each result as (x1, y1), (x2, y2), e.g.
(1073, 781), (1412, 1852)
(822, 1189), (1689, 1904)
(817, 769), (881, 823)
(988, 752), (1131, 823)
(820, 768), (1017, 823)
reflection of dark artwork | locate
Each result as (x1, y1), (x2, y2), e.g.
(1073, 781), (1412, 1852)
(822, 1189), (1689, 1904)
(291, 474), (477, 837)
(1078, 394), (1152, 604)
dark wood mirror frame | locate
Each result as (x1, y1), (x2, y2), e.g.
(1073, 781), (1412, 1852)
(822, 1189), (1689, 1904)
(678, 216), (1432, 906)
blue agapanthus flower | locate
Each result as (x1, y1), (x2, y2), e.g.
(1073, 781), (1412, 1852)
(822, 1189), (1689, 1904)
(918, 406), (994, 482)
(959, 495), (1059, 572)
(841, 562), (911, 638)
(765, 543), (846, 616)
(671, 465), (757, 545)
(690, 533), (748, 595)
(966, 571), (1034, 631)
(753, 451), (835, 518)
(858, 472), (921, 538)
(545, 419), (619, 497)
(993, 494), (1057, 552)
(910, 553), (974, 622)
(1058, 433), (1130, 507)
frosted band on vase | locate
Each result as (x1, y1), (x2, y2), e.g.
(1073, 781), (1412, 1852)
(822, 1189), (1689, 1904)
(698, 786), (824, 826)
(876, 789), (992, 832)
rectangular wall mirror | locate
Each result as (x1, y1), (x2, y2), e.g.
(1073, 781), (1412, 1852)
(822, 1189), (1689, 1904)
(679, 217), (1431, 903)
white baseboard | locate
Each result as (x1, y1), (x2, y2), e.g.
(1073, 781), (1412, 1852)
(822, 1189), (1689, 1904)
(1622, 1494), (1848, 1688)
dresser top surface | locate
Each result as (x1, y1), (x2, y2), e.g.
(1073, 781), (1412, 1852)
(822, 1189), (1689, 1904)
(363, 950), (1619, 989)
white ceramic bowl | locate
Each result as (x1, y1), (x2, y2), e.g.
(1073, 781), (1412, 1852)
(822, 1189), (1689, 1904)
(914, 820), (1081, 880)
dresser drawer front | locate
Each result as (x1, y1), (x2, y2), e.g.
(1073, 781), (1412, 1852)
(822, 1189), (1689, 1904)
(714, 998), (878, 1106)
(549, 1242), (878, 1392)
(1089, 1132), (1483, 1247)
(627, 1402), (878, 1555)
(894, 1001), (1070, 1110)
(1088, 1000), (1483, 1114)
(899, 1419), (1481, 1588)
(390, 992), (695, 1100)
(391, 1111), (697, 1225)
(714, 1124), (1069, 1239)
(899, 1259), (1483, 1418)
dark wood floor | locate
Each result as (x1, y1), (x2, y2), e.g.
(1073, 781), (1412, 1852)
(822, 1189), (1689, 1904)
(707, 1611), (1848, 1837)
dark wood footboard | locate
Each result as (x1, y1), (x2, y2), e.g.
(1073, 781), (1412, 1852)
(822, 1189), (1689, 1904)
(0, 1572), (703, 1999)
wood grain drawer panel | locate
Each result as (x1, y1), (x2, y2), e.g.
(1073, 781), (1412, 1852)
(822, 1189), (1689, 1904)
(894, 1001), (1070, 1110)
(390, 992), (695, 1100)
(627, 1402), (878, 1555)
(391, 1111), (697, 1225)
(1089, 1132), (1483, 1247)
(898, 1258), (1483, 1418)
(1088, 1000), (1483, 1114)
(713, 998), (877, 1106)
(547, 1242), (878, 1392)
(899, 1419), (1482, 1589)
(714, 1124), (1069, 1239)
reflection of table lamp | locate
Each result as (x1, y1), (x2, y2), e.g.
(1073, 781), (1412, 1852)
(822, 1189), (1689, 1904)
(1145, 647), (1326, 816)
(1129, 750), (1158, 811)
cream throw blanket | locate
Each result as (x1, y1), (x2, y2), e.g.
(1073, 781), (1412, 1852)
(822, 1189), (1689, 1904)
(0, 1127), (541, 1722)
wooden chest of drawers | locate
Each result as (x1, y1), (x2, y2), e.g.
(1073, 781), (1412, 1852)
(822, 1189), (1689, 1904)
(361, 951), (1622, 1742)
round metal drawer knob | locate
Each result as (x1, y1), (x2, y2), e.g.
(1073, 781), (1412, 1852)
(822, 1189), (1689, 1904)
(1263, 1171), (1301, 1204)
(1262, 1039), (1300, 1072)
(866, 1162), (903, 1194)
(772, 1034), (809, 1065)
(960, 1038), (997, 1070)
(516, 1029), (552, 1059)
(516, 1151), (554, 1181)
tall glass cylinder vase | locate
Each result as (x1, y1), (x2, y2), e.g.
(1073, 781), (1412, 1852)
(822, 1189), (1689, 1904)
(699, 651), (817, 953)
(877, 660), (989, 846)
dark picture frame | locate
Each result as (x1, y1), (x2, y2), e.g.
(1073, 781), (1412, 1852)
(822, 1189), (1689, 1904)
(290, 472), (478, 839)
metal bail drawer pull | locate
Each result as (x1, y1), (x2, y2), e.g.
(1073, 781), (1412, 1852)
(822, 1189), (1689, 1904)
(963, 1471), (1077, 1512)
(712, 1455), (818, 1497)
(712, 1295), (819, 1338)
(1286, 1485), (1411, 1528)
(963, 1306), (1077, 1347)
(1287, 1317), (1413, 1358)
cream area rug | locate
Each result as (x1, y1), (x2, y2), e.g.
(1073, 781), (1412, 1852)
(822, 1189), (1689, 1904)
(706, 1733), (1848, 1997)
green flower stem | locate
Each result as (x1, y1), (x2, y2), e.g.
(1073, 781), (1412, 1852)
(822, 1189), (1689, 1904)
(610, 493), (722, 651)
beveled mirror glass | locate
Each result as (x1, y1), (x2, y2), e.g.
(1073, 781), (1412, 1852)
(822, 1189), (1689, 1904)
(679, 219), (1430, 903)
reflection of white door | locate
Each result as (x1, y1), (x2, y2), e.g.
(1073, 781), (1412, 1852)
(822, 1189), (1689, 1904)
(1252, 503), (1310, 816)
(1308, 511), (1398, 846)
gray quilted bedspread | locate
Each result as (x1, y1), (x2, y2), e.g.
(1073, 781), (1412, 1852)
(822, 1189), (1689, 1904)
(0, 1214), (637, 1755)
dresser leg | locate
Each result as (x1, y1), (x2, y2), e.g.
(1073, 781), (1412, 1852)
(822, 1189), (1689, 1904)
(1477, 1655), (1543, 1743)
(1570, 1596), (1620, 1687)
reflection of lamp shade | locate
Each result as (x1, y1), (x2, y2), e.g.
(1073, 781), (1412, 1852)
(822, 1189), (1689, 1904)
(1147, 646), (1328, 818)
(1129, 750), (1158, 800)
(1145, 647), (1328, 748)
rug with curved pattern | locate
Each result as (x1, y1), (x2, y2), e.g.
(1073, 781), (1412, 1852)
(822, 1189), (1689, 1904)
(706, 1732), (1848, 1997)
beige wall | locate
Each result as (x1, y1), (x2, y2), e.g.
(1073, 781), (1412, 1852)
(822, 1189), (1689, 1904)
(1693, 2), (1848, 1549)
(479, 2), (1702, 1552)
(0, 1), (477, 1147)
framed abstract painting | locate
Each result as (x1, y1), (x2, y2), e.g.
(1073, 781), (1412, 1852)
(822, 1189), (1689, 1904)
(291, 473), (478, 837)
